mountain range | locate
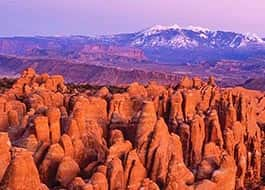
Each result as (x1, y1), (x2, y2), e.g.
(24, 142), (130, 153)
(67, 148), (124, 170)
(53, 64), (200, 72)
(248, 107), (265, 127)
(98, 24), (265, 63)
(0, 24), (265, 89)
(1, 24), (265, 64)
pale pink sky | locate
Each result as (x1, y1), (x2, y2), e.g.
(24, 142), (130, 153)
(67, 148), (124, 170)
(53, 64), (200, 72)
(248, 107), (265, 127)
(1, 0), (265, 37)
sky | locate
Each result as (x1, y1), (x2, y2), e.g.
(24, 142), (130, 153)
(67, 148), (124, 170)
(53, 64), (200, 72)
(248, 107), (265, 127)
(1, 0), (265, 37)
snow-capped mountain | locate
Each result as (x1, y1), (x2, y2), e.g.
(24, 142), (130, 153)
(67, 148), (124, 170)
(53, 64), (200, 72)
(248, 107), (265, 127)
(0, 24), (265, 64)
(117, 24), (265, 49)
(98, 24), (265, 63)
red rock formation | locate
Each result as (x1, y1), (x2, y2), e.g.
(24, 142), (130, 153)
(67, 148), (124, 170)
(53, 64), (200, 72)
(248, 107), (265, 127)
(106, 158), (125, 190)
(0, 69), (265, 190)
(59, 134), (74, 158)
(190, 114), (205, 168)
(39, 143), (65, 187)
(56, 156), (80, 186)
(0, 133), (11, 182)
(47, 107), (61, 144)
(34, 116), (50, 143)
(127, 82), (147, 98)
(0, 148), (43, 190)
(135, 101), (157, 164)
(124, 149), (147, 189)
(211, 154), (237, 190)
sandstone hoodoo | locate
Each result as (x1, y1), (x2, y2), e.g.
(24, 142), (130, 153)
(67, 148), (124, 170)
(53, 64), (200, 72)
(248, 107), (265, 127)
(1, 68), (265, 189)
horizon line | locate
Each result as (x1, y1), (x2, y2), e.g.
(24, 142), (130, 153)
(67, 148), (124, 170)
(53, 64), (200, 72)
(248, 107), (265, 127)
(1, 24), (265, 38)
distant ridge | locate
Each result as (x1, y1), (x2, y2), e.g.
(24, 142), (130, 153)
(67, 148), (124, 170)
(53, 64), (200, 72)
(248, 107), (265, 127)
(1, 24), (265, 64)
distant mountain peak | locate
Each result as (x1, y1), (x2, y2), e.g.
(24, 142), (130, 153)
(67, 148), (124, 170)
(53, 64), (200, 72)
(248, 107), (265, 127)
(148, 24), (181, 31)
(140, 24), (264, 39)
(185, 25), (211, 33)
(132, 24), (265, 49)
(140, 24), (181, 36)
(141, 24), (212, 35)
(244, 33), (264, 43)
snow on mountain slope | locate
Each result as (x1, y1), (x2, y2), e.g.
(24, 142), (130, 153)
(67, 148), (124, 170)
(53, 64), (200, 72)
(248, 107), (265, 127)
(1, 24), (265, 64)
(127, 24), (265, 49)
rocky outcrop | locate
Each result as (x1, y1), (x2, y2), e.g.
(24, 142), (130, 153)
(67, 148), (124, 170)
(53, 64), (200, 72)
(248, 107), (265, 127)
(56, 156), (80, 187)
(1, 69), (265, 189)
(0, 148), (43, 190)
(0, 133), (11, 182)
(39, 144), (65, 187)
(124, 149), (147, 189)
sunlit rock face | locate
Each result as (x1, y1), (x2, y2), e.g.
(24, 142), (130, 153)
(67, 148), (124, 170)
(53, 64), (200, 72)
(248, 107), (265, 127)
(1, 68), (265, 189)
